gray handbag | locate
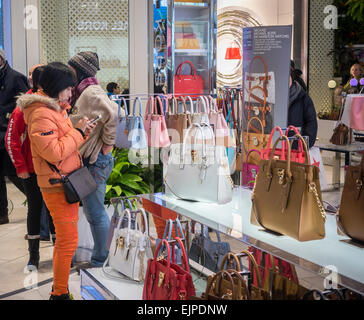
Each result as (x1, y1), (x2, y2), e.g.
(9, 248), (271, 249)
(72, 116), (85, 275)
(114, 97), (130, 149)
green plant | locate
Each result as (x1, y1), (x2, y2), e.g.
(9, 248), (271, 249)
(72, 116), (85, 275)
(105, 148), (163, 204)
(346, 0), (364, 23)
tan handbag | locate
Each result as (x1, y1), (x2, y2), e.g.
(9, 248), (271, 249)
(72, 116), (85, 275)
(243, 117), (269, 165)
(337, 154), (364, 242)
(165, 97), (191, 144)
(251, 134), (326, 242)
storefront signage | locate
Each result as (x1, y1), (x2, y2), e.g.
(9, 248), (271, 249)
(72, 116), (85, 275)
(76, 20), (128, 31)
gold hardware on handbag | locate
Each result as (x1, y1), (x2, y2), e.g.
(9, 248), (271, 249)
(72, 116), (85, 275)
(337, 154), (364, 242)
(251, 134), (326, 241)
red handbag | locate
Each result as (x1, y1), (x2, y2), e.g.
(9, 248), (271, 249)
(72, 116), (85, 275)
(174, 60), (204, 97)
(143, 238), (195, 300)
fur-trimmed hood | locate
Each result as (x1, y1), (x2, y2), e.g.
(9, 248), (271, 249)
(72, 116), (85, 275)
(17, 92), (62, 112)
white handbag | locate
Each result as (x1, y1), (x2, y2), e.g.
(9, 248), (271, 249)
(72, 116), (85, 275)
(105, 208), (153, 282)
(164, 123), (234, 204)
(184, 96), (210, 125)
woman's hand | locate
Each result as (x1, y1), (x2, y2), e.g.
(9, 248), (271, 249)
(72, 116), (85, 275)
(84, 121), (96, 136)
(75, 117), (89, 132)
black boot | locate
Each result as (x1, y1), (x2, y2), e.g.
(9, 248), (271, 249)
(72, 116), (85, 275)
(27, 238), (40, 270)
(49, 286), (74, 300)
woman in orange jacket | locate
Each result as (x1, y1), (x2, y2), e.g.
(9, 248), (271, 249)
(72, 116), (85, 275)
(17, 62), (95, 300)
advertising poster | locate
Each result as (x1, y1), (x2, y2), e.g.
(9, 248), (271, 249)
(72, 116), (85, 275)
(242, 25), (292, 134)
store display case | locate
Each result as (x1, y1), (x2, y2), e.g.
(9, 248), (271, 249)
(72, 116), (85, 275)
(150, 0), (217, 95)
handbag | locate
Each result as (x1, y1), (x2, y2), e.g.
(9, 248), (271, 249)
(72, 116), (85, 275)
(155, 218), (186, 265)
(165, 96), (191, 144)
(106, 208), (153, 282)
(242, 149), (261, 188)
(144, 96), (170, 148)
(350, 96), (364, 130)
(243, 117), (269, 165)
(114, 97), (130, 149)
(129, 97), (148, 149)
(174, 61), (204, 97)
(143, 237), (196, 300)
(330, 99), (350, 145)
(207, 96), (230, 147)
(337, 154), (364, 243)
(48, 162), (97, 204)
(189, 225), (231, 273)
(164, 123), (234, 204)
(251, 134), (327, 241)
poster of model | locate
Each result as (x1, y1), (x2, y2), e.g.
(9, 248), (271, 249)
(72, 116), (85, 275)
(242, 25), (292, 134)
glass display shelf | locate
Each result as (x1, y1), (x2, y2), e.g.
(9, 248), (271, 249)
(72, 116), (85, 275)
(141, 187), (364, 295)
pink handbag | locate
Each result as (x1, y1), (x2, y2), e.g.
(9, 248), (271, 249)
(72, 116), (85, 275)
(350, 96), (364, 131)
(242, 149), (261, 188)
(207, 96), (230, 147)
(144, 96), (171, 148)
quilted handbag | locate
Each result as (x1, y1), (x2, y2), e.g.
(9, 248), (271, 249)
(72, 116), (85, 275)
(143, 237), (196, 300)
(164, 123), (234, 204)
(144, 96), (170, 148)
(242, 149), (261, 188)
(155, 218), (186, 265)
(105, 208), (153, 282)
(129, 97), (148, 149)
(165, 96), (191, 144)
(189, 225), (231, 273)
(174, 61), (204, 97)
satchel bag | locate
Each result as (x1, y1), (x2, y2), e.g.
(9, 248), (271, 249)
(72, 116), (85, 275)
(165, 97), (191, 144)
(105, 208), (153, 282)
(189, 225), (231, 273)
(251, 134), (327, 241)
(243, 117), (269, 165)
(337, 154), (364, 243)
(330, 100), (350, 145)
(174, 61), (204, 97)
(242, 149), (261, 188)
(143, 237), (196, 300)
(144, 96), (171, 148)
(164, 123), (233, 204)
(155, 218), (186, 266)
(48, 162), (97, 204)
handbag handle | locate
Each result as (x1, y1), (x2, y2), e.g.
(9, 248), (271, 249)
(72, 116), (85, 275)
(205, 270), (237, 300)
(153, 238), (171, 268)
(225, 269), (251, 300)
(240, 250), (263, 289)
(174, 237), (190, 272)
(267, 135), (292, 181)
(285, 125), (304, 155)
(136, 208), (149, 236)
(246, 149), (261, 160)
(176, 60), (197, 80)
(266, 126), (286, 160)
(184, 96), (195, 114)
(169, 97), (177, 115)
(197, 96), (208, 113)
(209, 96), (219, 113)
(246, 116), (264, 135)
(291, 134), (310, 165)
(176, 96), (188, 115)
(247, 85), (267, 109)
(132, 97), (143, 117)
(155, 96), (165, 116)
(116, 209), (132, 245)
(219, 252), (241, 272)
(145, 96), (155, 118)
(117, 97), (128, 118)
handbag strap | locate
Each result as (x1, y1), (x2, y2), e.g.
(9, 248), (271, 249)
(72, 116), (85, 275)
(175, 237), (189, 272)
(267, 126), (285, 156)
(155, 96), (165, 116)
(285, 125), (304, 154)
(133, 97), (143, 117)
(184, 96), (195, 114)
(197, 96), (208, 114)
(145, 96), (155, 118)
(246, 116), (264, 135)
(225, 269), (251, 300)
(267, 135), (292, 179)
(205, 270), (237, 300)
(116, 209), (131, 244)
(117, 97), (128, 118)
(176, 60), (197, 79)
(219, 252), (241, 272)
(239, 250), (263, 289)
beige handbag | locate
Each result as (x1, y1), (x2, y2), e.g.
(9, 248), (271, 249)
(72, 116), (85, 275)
(243, 117), (269, 165)
(251, 135), (326, 242)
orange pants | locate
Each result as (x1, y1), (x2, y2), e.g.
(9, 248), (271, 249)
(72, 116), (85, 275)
(42, 191), (79, 296)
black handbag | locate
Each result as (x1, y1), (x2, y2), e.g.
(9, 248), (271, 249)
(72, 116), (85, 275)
(189, 224), (231, 273)
(48, 162), (97, 204)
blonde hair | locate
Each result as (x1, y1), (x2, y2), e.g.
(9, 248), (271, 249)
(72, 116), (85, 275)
(350, 63), (364, 77)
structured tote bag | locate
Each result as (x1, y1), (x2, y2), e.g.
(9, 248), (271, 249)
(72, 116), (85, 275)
(114, 97), (131, 149)
(144, 96), (170, 148)
(143, 238), (196, 300)
(106, 208), (153, 282)
(337, 154), (364, 243)
(165, 96), (191, 144)
(174, 60), (204, 97)
(251, 135), (326, 242)
(129, 97), (148, 149)
(164, 123), (233, 204)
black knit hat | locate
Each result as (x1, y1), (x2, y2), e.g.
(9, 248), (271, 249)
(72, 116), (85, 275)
(39, 62), (76, 99)
(68, 51), (100, 78)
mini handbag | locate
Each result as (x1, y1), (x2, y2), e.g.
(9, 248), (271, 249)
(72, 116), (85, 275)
(106, 208), (153, 282)
(175, 61), (204, 97)
(164, 123), (233, 204)
(48, 162), (97, 204)
(189, 225), (231, 273)
(144, 96), (170, 148)
(143, 237), (196, 300)
(242, 149), (261, 188)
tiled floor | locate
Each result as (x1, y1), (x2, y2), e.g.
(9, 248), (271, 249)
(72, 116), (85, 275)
(0, 161), (347, 300)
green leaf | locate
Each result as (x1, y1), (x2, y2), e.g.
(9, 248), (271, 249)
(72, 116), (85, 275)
(112, 186), (122, 196)
(113, 161), (130, 173)
(121, 180), (144, 193)
(106, 185), (113, 194)
(121, 174), (143, 182)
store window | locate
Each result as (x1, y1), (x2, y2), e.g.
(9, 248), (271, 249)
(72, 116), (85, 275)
(0, 0), (4, 50)
(39, 0), (129, 91)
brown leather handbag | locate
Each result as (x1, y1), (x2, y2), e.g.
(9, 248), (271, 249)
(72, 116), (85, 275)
(251, 134), (326, 242)
(330, 122), (349, 145)
(337, 154), (364, 242)
(165, 96), (191, 144)
(243, 117), (269, 166)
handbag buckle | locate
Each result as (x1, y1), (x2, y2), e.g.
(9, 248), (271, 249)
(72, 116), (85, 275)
(252, 136), (259, 146)
(158, 271), (165, 288)
(191, 150), (197, 163)
(356, 179), (363, 190)
(277, 169), (285, 185)
(118, 237), (124, 249)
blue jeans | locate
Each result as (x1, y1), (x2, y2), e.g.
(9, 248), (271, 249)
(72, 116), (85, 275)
(82, 152), (114, 267)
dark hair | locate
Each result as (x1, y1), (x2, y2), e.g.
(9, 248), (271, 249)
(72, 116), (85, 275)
(106, 82), (118, 93)
(39, 62), (76, 98)
(68, 62), (90, 84)
(31, 66), (45, 93)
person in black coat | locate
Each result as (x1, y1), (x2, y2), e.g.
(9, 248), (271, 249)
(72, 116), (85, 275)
(0, 49), (29, 225)
(287, 74), (318, 149)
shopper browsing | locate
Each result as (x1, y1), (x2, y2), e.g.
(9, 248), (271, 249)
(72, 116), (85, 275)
(17, 62), (96, 300)
(0, 49), (29, 225)
(68, 52), (119, 269)
(106, 82), (121, 98)
(343, 63), (364, 93)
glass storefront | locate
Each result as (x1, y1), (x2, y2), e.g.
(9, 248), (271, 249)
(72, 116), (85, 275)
(39, 0), (129, 91)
